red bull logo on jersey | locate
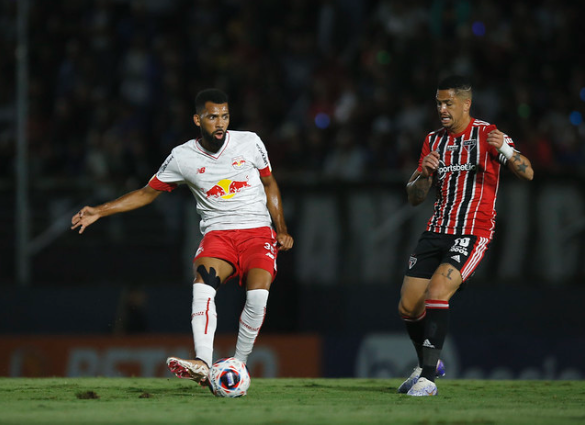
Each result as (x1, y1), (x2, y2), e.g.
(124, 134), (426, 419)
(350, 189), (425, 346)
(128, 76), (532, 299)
(232, 156), (246, 169)
(205, 178), (251, 199)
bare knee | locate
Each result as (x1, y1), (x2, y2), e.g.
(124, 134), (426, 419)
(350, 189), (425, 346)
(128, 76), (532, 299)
(398, 276), (429, 319)
(398, 298), (425, 319)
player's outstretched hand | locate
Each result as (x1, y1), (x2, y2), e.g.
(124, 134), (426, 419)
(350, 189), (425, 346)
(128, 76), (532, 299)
(276, 232), (294, 251)
(71, 206), (100, 234)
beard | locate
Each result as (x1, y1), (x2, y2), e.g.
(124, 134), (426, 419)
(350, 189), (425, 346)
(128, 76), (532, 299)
(200, 127), (227, 151)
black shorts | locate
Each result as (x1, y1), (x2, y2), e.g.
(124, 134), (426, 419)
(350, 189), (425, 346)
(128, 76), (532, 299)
(405, 231), (491, 282)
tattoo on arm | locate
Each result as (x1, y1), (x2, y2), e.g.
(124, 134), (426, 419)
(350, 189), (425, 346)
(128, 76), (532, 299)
(408, 175), (432, 204)
(411, 185), (427, 202)
(511, 153), (529, 175)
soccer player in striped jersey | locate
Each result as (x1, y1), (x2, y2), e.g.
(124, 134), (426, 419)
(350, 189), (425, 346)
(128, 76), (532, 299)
(72, 89), (293, 387)
(397, 75), (533, 396)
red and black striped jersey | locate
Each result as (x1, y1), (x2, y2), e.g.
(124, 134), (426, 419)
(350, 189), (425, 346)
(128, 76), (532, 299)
(416, 118), (515, 240)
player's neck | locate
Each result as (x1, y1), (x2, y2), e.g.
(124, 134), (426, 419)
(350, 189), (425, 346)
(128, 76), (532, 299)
(448, 116), (472, 135)
(199, 136), (224, 153)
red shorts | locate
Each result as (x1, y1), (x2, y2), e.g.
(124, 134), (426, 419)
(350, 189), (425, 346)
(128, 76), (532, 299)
(194, 227), (278, 284)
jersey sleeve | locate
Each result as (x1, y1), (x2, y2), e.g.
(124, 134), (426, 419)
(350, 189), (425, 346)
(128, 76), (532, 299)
(416, 134), (432, 173)
(147, 152), (184, 192)
(148, 175), (177, 192)
(252, 135), (272, 177)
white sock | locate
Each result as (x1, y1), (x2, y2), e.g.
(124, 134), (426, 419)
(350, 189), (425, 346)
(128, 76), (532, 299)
(234, 289), (269, 364)
(191, 283), (217, 367)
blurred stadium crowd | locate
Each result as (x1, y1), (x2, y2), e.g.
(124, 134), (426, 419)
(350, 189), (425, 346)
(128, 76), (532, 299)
(1, 0), (583, 190)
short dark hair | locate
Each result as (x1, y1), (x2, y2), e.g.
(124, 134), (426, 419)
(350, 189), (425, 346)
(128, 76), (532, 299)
(195, 89), (229, 114)
(438, 75), (472, 98)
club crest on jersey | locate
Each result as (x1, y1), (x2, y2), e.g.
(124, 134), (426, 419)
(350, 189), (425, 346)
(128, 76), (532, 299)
(463, 139), (477, 152)
(408, 256), (417, 269)
(232, 156), (246, 169)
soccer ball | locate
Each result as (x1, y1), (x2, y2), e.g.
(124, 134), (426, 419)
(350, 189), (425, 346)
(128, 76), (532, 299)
(208, 357), (250, 398)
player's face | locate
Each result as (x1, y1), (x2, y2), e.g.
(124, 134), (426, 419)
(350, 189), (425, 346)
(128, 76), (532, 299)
(194, 102), (230, 150)
(435, 89), (471, 134)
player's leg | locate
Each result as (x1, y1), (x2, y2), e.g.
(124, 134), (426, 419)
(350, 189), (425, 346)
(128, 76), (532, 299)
(168, 256), (235, 383)
(398, 232), (447, 393)
(406, 263), (461, 396)
(192, 257), (235, 366)
(409, 235), (491, 394)
(398, 275), (447, 393)
(234, 268), (273, 364)
(420, 265), (461, 375)
(233, 227), (278, 364)
(398, 275), (430, 366)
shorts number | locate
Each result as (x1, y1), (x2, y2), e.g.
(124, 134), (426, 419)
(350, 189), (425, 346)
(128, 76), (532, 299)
(454, 237), (470, 248)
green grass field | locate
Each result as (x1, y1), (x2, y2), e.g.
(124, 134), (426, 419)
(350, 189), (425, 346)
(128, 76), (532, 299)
(1, 378), (584, 424)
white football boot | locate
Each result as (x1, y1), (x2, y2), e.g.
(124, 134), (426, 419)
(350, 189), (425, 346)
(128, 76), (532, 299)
(397, 359), (445, 394)
(406, 377), (438, 396)
(397, 366), (423, 394)
(166, 357), (209, 384)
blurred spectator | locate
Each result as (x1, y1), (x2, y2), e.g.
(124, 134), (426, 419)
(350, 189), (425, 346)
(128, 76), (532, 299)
(323, 126), (368, 181)
(1, 0), (583, 185)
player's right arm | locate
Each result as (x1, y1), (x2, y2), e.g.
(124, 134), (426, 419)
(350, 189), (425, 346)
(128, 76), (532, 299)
(406, 151), (439, 206)
(71, 185), (163, 234)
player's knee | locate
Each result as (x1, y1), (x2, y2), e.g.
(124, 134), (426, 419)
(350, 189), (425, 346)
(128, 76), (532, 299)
(399, 295), (429, 319)
(398, 299), (416, 318)
(196, 265), (221, 290)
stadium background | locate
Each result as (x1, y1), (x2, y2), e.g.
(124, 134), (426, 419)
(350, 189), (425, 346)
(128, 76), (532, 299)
(1, 0), (584, 380)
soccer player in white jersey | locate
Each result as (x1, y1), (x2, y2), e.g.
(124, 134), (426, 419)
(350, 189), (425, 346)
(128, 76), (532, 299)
(72, 89), (294, 387)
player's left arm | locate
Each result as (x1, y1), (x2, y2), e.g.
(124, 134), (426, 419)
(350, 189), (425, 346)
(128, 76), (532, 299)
(487, 129), (534, 181)
(261, 174), (294, 251)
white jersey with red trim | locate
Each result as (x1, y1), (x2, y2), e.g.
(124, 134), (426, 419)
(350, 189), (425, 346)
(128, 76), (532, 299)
(149, 130), (273, 234)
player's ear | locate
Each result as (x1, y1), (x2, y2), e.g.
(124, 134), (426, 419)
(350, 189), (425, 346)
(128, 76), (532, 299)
(463, 98), (471, 113)
(193, 114), (200, 127)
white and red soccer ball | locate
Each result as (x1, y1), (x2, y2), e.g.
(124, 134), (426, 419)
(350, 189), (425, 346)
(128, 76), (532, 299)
(208, 357), (251, 398)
